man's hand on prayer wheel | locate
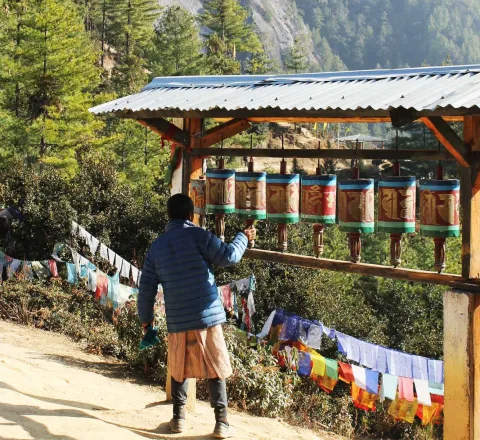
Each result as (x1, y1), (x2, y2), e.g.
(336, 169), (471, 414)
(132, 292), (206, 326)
(243, 227), (256, 242)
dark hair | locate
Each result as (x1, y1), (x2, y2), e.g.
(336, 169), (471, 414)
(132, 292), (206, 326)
(167, 193), (194, 220)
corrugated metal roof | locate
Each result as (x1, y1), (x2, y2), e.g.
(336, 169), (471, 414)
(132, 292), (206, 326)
(89, 65), (480, 118)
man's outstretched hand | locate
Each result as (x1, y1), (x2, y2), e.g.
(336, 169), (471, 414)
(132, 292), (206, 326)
(243, 227), (257, 242)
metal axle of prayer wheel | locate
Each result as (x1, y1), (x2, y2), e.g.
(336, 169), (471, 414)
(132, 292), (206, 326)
(206, 156), (235, 241)
(301, 165), (337, 258)
(420, 163), (460, 273)
(267, 149), (300, 252)
(191, 177), (207, 229)
(377, 161), (416, 267)
(338, 162), (375, 263)
(235, 151), (266, 248)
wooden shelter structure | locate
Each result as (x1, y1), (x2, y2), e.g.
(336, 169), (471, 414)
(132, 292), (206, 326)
(91, 64), (480, 439)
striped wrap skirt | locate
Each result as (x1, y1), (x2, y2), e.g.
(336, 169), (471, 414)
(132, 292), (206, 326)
(167, 324), (232, 383)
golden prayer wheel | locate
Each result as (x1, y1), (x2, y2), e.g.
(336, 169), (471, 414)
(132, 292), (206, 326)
(191, 177), (207, 229)
(377, 176), (416, 267)
(206, 168), (235, 241)
(420, 178), (460, 272)
(338, 178), (375, 263)
(301, 175), (337, 257)
(266, 172), (300, 252)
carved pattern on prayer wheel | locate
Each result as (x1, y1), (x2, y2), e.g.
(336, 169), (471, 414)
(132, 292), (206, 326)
(206, 169), (235, 214)
(420, 179), (460, 238)
(338, 179), (375, 233)
(378, 176), (416, 234)
(235, 172), (267, 220)
(266, 174), (300, 224)
(301, 175), (337, 224)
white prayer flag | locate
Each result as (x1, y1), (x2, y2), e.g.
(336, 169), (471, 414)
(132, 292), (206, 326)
(352, 365), (367, 390)
(88, 235), (100, 256)
(114, 254), (123, 272)
(108, 248), (116, 265)
(100, 243), (108, 260)
(256, 310), (276, 339)
(131, 265), (139, 285)
(121, 260), (131, 279)
(71, 221), (79, 235)
(414, 379), (432, 406)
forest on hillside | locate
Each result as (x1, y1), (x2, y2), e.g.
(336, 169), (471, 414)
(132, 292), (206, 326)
(0, 1), (471, 438)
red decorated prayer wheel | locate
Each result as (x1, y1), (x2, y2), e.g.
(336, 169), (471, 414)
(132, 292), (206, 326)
(191, 178), (207, 229)
(338, 179), (375, 263)
(420, 178), (460, 272)
(267, 171), (300, 252)
(378, 176), (416, 267)
(206, 168), (235, 241)
(301, 175), (337, 257)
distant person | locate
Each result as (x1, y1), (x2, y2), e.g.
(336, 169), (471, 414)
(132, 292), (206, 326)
(138, 193), (255, 439)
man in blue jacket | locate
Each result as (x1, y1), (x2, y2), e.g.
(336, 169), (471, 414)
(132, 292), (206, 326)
(138, 193), (255, 439)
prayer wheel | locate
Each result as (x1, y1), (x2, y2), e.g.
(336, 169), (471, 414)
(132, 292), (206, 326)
(301, 175), (337, 257)
(338, 179), (375, 263)
(206, 169), (235, 241)
(191, 178), (207, 229)
(235, 171), (266, 248)
(378, 176), (416, 267)
(267, 173), (300, 252)
(420, 179), (460, 273)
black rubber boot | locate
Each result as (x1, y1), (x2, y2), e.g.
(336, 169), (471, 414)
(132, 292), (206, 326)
(169, 405), (185, 433)
(213, 407), (234, 438)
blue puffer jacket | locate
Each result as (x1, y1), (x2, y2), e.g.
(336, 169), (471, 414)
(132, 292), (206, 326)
(138, 220), (248, 333)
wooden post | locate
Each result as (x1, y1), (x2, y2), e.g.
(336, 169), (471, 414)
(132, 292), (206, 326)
(444, 116), (480, 440)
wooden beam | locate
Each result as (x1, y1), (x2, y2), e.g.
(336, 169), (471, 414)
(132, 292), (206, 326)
(243, 249), (480, 291)
(139, 118), (190, 147)
(195, 119), (251, 148)
(120, 107), (479, 121)
(245, 116), (464, 123)
(190, 147), (455, 161)
(421, 116), (470, 167)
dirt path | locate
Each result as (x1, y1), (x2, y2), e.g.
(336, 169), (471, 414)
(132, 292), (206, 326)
(0, 321), (340, 440)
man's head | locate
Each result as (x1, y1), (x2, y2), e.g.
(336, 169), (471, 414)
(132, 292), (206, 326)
(167, 194), (194, 221)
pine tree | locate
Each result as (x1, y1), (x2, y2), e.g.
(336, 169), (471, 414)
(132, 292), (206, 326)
(105, 0), (159, 94)
(200, 0), (262, 57)
(149, 6), (203, 77)
(204, 33), (241, 75)
(284, 37), (309, 73)
(1, 0), (101, 170)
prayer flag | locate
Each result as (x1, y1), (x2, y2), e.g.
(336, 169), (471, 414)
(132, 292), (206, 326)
(365, 369), (379, 395)
(428, 359), (444, 384)
(257, 310), (276, 339)
(398, 377), (414, 402)
(306, 324), (322, 350)
(100, 243), (108, 260)
(336, 332), (349, 355)
(375, 346), (388, 374)
(325, 358), (339, 381)
(121, 260), (131, 279)
(412, 355), (429, 380)
(414, 379), (432, 406)
(352, 365), (367, 390)
(131, 265), (139, 286)
(380, 374), (398, 402)
(297, 351), (312, 377)
(347, 336), (361, 363)
(108, 248), (116, 265)
(338, 362), (354, 383)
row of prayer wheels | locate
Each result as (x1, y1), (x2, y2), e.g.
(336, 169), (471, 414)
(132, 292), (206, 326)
(191, 171), (460, 273)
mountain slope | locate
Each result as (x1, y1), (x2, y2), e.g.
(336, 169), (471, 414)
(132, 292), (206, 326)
(158, 0), (480, 71)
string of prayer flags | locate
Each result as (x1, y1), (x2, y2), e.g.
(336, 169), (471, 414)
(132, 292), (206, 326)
(273, 309), (444, 383)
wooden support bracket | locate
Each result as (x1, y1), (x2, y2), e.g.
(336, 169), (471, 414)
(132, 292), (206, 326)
(421, 116), (471, 167)
(139, 118), (190, 148)
(244, 249), (480, 291)
(195, 118), (251, 148)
